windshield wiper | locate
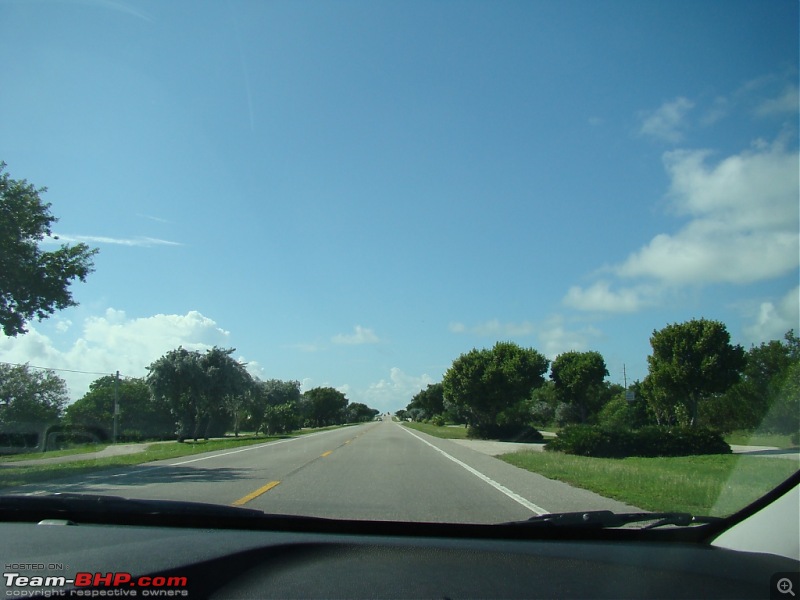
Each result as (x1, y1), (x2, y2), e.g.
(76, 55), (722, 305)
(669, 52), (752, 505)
(503, 510), (723, 530)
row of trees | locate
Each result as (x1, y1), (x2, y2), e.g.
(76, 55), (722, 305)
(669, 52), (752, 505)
(0, 346), (379, 445)
(399, 320), (799, 439)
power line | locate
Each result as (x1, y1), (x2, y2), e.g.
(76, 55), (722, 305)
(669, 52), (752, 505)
(0, 360), (132, 378)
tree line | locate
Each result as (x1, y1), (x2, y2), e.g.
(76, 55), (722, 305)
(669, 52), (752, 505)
(398, 319), (799, 440)
(0, 346), (379, 445)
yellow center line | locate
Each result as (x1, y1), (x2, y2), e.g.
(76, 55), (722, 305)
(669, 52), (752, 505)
(320, 450), (333, 457)
(231, 480), (280, 506)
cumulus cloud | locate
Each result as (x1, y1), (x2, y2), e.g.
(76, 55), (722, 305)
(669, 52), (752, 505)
(536, 316), (602, 359)
(563, 281), (652, 313)
(638, 97), (694, 143)
(448, 316), (599, 361)
(361, 367), (434, 411)
(567, 139), (798, 312)
(0, 309), (232, 400)
(616, 141), (799, 284)
(331, 325), (380, 345)
(743, 287), (800, 345)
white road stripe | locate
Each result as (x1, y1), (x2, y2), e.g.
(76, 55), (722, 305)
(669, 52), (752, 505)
(401, 426), (549, 516)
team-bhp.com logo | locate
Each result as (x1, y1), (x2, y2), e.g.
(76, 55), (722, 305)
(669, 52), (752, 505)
(4, 570), (188, 597)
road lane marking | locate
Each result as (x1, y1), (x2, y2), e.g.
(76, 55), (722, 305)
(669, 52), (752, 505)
(232, 480), (281, 506)
(401, 426), (549, 516)
(321, 450), (333, 457)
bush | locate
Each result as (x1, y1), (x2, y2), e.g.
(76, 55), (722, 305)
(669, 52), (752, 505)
(430, 414), (447, 427)
(467, 422), (543, 442)
(546, 425), (731, 458)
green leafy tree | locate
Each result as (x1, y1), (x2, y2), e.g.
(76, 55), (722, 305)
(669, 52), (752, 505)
(645, 318), (746, 427)
(708, 330), (799, 434)
(198, 347), (250, 438)
(0, 162), (98, 336)
(303, 387), (348, 427)
(262, 402), (300, 435)
(407, 383), (445, 421)
(146, 347), (205, 442)
(64, 376), (174, 440)
(0, 363), (67, 426)
(442, 342), (549, 438)
(248, 379), (301, 434)
(550, 351), (609, 424)
(345, 402), (379, 423)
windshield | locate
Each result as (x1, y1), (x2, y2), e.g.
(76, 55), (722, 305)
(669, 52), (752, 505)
(0, 0), (797, 528)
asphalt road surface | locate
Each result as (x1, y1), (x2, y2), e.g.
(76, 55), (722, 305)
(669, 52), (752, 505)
(7, 419), (641, 523)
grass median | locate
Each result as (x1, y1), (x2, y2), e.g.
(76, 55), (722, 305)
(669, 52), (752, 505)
(499, 450), (798, 516)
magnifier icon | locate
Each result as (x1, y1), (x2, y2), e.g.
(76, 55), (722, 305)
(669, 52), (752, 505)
(777, 578), (795, 596)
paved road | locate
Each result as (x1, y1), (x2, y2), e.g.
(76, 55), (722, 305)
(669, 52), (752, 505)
(2, 419), (642, 523)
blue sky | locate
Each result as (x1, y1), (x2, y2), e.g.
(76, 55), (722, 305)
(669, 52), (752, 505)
(1, 0), (798, 411)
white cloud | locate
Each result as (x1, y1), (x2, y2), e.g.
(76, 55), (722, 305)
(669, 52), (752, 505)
(361, 367), (434, 412)
(615, 141), (799, 285)
(0, 309), (232, 400)
(536, 316), (602, 360)
(565, 138), (798, 313)
(448, 319), (535, 337)
(755, 85), (799, 118)
(563, 281), (651, 313)
(743, 287), (800, 344)
(638, 97), (694, 143)
(331, 325), (380, 345)
(47, 234), (182, 247)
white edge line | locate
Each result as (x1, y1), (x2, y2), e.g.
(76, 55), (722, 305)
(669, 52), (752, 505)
(401, 425), (549, 516)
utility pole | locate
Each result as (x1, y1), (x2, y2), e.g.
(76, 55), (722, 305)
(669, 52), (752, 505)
(113, 371), (119, 444)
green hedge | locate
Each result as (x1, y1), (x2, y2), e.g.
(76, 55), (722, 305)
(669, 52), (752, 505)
(546, 425), (731, 458)
(466, 423), (543, 442)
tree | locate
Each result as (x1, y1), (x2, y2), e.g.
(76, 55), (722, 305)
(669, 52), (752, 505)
(198, 347), (251, 438)
(406, 383), (444, 421)
(706, 330), (800, 433)
(645, 319), (745, 427)
(550, 351), (609, 423)
(345, 402), (379, 423)
(64, 376), (174, 441)
(146, 347), (205, 441)
(248, 379), (302, 434)
(0, 162), (98, 336)
(261, 402), (300, 435)
(0, 363), (67, 426)
(442, 342), (549, 438)
(303, 387), (348, 427)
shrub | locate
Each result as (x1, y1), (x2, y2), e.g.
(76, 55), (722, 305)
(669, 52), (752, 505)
(467, 422), (543, 442)
(546, 425), (731, 458)
(430, 414), (446, 427)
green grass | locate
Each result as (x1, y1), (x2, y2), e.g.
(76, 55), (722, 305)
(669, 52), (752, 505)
(403, 422), (468, 439)
(499, 450), (798, 516)
(0, 443), (111, 462)
(0, 432), (314, 490)
(723, 430), (797, 449)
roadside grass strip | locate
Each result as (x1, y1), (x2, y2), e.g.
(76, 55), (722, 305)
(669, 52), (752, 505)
(499, 450), (798, 516)
(0, 427), (354, 490)
(403, 422), (468, 439)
